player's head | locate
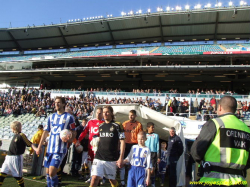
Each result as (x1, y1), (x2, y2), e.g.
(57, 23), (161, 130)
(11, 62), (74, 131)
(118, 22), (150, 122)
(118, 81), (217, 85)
(10, 121), (22, 134)
(103, 106), (115, 122)
(137, 131), (147, 146)
(147, 122), (155, 133)
(82, 119), (88, 127)
(217, 96), (237, 115)
(161, 141), (167, 149)
(169, 127), (176, 137)
(129, 110), (136, 122)
(55, 96), (66, 112)
(38, 125), (43, 130)
(95, 107), (103, 120)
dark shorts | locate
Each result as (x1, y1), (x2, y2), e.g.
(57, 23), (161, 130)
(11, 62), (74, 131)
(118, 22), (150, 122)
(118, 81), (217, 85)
(151, 152), (157, 168)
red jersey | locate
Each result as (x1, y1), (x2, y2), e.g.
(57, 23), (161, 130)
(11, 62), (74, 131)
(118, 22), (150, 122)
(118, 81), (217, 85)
(78, 118), (104, 150)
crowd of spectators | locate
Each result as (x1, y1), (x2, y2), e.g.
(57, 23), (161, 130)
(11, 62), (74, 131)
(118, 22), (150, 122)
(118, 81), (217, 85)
(0, 87), (249, 122)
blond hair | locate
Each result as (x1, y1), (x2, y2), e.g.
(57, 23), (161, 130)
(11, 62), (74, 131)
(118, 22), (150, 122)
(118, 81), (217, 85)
(10, 121), (22, 134)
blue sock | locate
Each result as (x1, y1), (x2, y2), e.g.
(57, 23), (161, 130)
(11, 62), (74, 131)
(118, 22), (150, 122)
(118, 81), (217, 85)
(50, 175), (58, 187)
(151, 176), (155, 185)
(46, 174), (51, 187)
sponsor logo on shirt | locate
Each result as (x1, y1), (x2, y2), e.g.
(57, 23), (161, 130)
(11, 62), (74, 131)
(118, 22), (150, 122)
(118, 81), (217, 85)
(110, 126), (114, 132)
(90, 127), (99, 134)
(100, 132), (114, 137)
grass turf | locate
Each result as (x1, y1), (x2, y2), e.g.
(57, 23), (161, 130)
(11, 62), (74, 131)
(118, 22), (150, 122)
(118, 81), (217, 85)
(2, 173), (169, 187)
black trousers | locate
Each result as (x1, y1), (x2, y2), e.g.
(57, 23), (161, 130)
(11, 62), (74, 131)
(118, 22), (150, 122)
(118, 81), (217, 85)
(169, 157), (178, 187)
(70, 145), (82, 174)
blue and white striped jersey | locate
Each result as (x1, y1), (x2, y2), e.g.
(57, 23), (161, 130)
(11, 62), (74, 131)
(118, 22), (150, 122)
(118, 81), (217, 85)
(160, 149), (168, 163)
(44, 112), (75, 153)
(126, 145), (151, 169)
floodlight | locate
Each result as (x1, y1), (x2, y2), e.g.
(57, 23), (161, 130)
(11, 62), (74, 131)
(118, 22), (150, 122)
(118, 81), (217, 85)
(95, 16), (97, 19)
(78, 19), (80, 21)
(130, 11), (133, 15)
(206, 3), (211, 8)
(83, 18), (85, 20)
(121, 12), (124, 16)
(75, 19), (77, 21)
(229, 1), (233, 6)
(128, 12), (130, 15)
(98, 16), (100, 18)
(185, 5), (190, 10)
(157, 7), (161, 12)
(240, 1), (244, 5)
(171, 8), (174, 10)
(87, 18), (89, 20)
(147, 8), (151, 13)
(101, 16), (103, 18)
(139, 9), (142, 14)
(176, 6), (182, 10)
(196, 4), (201, 9)
(110, 14), (112, 17)
(218, 2), (222, 7)
(166, 6), (170, 11)
(107, 15), (110, 17)
(68, 20), (71, 22)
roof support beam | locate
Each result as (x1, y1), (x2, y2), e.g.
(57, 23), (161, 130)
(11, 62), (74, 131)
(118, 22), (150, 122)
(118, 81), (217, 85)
(106, 22), (115, 45)
(159, 16), (164, 42)
(214, 12), (219, 40)
(1, 21), (249, 43)
(58, 27), (69, 48)
(7, 31), (22, 51)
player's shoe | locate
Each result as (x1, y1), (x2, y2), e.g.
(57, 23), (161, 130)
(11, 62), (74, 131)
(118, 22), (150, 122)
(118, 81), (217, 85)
(100, 178), (106, 185)
(85, 178), (91, 183)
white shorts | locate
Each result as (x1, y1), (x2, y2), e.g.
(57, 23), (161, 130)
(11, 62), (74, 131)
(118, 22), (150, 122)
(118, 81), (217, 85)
(91, 159), (117, 180)
(1, 155), (23, 177)
(81, 151), (88, 165)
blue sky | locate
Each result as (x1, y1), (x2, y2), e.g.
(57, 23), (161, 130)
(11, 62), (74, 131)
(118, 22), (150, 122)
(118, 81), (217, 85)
(0, 0), (244, 28)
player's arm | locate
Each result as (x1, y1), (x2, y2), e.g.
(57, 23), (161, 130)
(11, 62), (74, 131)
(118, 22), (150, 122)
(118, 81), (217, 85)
(68, 130), (76, 143)
(146, 149), (152, 186)
(20, 133), (38, 153)
(36, 130), (49, 155)
(146, 168), (151, 186)
(117, 122), (126, 168)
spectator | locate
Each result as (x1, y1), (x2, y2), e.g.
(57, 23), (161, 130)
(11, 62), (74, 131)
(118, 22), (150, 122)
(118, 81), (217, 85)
(193, 98), (198, 114)
(29, 125), (44, 155)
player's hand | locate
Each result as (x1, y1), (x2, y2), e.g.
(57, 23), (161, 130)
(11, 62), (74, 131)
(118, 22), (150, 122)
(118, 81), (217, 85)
(146, 178), (150, 186)
(116, 158), (123, 168)
(36, 147), (41, 155)
(75, 140), (80, 146)
(157, 158), (161, 164)
(61, 136), (70, 143)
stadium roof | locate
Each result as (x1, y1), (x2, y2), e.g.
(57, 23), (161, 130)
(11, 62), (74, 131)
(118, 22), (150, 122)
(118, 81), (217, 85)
(0, 6), (250, 51)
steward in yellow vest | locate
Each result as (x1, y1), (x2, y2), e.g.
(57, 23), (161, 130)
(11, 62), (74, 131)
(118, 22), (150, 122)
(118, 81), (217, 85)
(191, 96), (250, 187)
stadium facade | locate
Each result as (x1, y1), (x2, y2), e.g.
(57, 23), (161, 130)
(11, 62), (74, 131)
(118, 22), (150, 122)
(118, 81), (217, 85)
(0, 6), (250, 93)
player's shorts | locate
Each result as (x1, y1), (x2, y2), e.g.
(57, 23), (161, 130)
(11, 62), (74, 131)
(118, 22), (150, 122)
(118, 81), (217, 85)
(124, 143), (136, 158)
(127, 166), (147, 187)
(151, 152), (157, 168)
(91, 159), (117, 180)
(158, 161), (167, 174)
(82, 151), (88, 165)
(1, 155), (23, 177)
(44, 153), (66, 169)
(88, 149), (94, 162)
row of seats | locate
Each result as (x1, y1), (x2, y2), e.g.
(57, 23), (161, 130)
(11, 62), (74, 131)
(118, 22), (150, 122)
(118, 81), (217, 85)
(2, 44), (249, 62)
(0, 114), (84, 141)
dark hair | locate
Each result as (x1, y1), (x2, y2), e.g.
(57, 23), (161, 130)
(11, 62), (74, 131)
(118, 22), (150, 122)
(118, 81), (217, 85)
(218, 96), (237, 113)
(103, 105), (115, 120)
(170, 127), (176, 131)
(129, 110), (136, 115)
(147, 122), (155, 128)
(55, 96), (66, 105)
(38, 125), (43, 129)
(161, 141), (167, 145)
